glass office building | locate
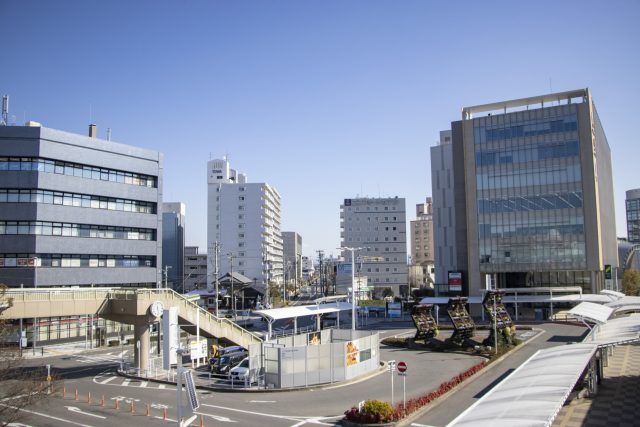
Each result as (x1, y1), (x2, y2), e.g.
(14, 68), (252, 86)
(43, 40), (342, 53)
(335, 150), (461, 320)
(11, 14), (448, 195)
(453, 89), (617, 295)
(626, 189), (640, 243)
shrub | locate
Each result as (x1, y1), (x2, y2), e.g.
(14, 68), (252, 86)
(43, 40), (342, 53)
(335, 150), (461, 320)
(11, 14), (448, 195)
(344, 399), (394, 423)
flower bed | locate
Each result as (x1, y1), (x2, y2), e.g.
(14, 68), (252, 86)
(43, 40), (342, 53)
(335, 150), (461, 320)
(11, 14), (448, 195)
(344, 361), (487, 424)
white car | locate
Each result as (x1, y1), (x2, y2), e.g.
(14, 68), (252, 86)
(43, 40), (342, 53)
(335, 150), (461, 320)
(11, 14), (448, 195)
(228, 357), (255, 384)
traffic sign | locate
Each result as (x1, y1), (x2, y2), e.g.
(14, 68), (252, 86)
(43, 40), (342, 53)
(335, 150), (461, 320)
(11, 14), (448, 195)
(397, 361), (407, 373)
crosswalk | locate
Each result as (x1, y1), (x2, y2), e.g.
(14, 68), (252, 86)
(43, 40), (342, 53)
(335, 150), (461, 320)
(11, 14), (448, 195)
(73, 350), (129, 364)
(93, 370), (174, 390)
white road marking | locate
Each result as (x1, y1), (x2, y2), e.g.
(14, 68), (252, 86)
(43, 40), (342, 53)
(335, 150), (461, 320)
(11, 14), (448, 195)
(121, 379), (131, 387)
(411, 424), (438, 427)
(200, 403), (341, 424)
(0, 403), (93, 427)
(139, 381), (148, 388)
(158, 384), (166, 389)
(65, 406), (107, 420)
(99, 376), (116, 384)
(248, 400), (276, 403)
(194, 412), (235, 422)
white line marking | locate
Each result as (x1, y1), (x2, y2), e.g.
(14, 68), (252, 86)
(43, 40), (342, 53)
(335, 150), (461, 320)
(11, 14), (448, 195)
(200, 403), (340, 423)
(121, 379), (131, 386)
(139, 381), (148, 388)
(65, 406), (106, 419)
(158, 384), (166, 389)
(99, 376), (116, 384)
(194, 412), (235, 422)
(248, 400), (276, 403)
(0, 403), (93, 427)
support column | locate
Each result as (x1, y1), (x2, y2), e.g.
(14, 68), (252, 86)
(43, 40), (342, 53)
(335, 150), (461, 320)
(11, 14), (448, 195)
(134, 322), (150, 373)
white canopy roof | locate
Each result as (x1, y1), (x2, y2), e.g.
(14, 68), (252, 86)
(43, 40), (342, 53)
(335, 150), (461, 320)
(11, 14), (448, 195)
(605, 296), (640, 309)
(585, 315), (640, 347)
(253, 302), (352, 322)
(600, 290), (625, 300)
(568, 302), (613, 324)
(447, 343), (598, 427)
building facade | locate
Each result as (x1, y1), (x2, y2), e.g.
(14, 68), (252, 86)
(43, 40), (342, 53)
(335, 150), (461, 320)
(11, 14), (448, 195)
(162, 202), (185, 291)
(451, 89), (617, 297)
(339, 197), (407, 296)
(409, 197), (435, 290)
(183, 246), (208, 292)
(282, 231), (302, 289)
(207, 158), (283, 287)
(0, 124), (162, 288)
(431, 129), (468, 295)
(625, 188), (640, 243)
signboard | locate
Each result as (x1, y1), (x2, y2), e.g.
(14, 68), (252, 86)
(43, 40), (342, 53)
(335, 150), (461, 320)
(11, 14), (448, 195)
(190, 340), (207, 360)
(387, 302), (402, 318)
(604, 264), (612, 280)
(336, 263), (352, 275)
(397, 361), (407, 373)
(162, 307), (178, 369)
(448, 271), (463, 292)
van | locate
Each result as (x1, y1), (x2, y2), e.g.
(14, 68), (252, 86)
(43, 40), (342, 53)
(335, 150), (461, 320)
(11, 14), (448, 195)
(211, 350), (248, 376)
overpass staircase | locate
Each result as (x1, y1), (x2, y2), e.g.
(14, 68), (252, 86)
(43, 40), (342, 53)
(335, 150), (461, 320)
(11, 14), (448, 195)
(0, 288), (262, 349)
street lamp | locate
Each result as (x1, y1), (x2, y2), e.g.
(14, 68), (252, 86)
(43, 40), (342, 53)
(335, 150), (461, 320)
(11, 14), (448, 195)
(338, 246), (365, 334)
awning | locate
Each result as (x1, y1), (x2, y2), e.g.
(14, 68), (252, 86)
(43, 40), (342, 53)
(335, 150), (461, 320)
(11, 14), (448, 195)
(585, 315), (640, 347)
(605, 296), (640, 309)
(447, 343), (598, 427)
(568, 302), (613, 324)
(254, 302), (352, 322)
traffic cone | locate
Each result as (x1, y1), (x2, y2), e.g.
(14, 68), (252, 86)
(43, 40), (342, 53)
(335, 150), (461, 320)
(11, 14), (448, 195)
(101, 395), (105, 407)
(63, 386), (66, 399)
(199, 414), (205, 427)
(130, 401), (135, 413)
(145, 404), (150, 416)
(74, 388), (79, 401)
(115, 399), (120, 410)
(87, 392), (91, 404)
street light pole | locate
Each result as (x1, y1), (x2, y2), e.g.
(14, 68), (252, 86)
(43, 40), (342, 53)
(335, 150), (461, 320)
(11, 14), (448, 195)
(228, 253), (235, 320)
(339, 246), (364, 335)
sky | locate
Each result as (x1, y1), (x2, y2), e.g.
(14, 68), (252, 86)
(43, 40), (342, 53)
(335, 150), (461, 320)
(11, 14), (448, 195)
(2, 1), (639, 260)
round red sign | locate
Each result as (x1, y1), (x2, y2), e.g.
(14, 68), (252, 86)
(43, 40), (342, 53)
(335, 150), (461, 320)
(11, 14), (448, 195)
(397, 361), (407, 373)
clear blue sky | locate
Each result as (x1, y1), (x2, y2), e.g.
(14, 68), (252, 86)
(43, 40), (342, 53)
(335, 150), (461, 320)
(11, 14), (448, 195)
(2, 1), (639, 259)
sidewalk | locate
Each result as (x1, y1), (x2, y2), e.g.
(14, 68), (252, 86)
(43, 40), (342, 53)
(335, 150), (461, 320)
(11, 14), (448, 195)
(552, 342), (640, 427)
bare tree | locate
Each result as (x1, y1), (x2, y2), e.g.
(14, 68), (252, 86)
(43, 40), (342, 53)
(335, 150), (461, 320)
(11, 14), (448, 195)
(0, 285), (51, 426)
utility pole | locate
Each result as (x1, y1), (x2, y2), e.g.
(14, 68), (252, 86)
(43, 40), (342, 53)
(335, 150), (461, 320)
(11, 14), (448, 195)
(264, 255), (270, 307)
(228, 253), (235, 320)
(316, 250), (324, 297)
(163, 265), (172, 289)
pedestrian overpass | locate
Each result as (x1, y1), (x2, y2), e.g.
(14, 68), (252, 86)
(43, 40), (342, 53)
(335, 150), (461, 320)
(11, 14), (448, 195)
(0, 288), (262, 369)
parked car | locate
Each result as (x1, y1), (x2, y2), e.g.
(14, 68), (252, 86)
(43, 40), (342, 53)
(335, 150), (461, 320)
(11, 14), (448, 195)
(228, 357), (256, 384)
(211, 351), (247, 375)
(208, 345), (246, 366)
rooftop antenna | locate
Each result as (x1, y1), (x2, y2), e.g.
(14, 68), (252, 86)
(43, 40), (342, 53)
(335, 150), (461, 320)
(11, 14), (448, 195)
(1, 95), (8, 125)
(106, 127), (112, 141)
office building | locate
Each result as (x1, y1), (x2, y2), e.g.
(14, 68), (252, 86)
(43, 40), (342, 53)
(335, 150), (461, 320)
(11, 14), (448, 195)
(626, 189), (640, 243)
(0, 123), (163, 288)
(207, 158), (283, 287)
(162, 202), (185, 291)
(409, 197), (435, 289)
(282, 231), (302, 291)
(339, 197), (407, 296)
(183, 246), (208, 292)
(431, 129), (468, 294)
(446, 89), (617, 297)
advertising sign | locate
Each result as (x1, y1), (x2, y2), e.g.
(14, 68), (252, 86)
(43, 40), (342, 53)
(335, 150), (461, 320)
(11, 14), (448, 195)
(448, 271), (463, 292)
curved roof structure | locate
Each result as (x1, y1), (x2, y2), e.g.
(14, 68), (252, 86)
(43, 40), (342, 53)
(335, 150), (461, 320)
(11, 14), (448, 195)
(254, 302), (352, 322)
(447, 343), (598, 427)
(568, 302), (613, 324)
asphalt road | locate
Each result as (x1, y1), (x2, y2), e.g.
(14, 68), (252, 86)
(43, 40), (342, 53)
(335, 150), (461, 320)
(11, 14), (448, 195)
(4, 321), (587, 427)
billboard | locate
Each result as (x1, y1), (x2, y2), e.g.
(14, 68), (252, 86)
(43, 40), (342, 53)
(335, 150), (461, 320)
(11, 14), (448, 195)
(448, 271), (463, 292)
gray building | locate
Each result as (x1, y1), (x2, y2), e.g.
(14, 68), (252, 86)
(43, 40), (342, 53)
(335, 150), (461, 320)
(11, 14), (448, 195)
(625, 189), (640, 243)
(431, 129), (468, 295)
(340, 197), (408, 297)
(0, 123), (162, 288)
(282, 231), (302, 293)
(183, 246), (207, 292)
(162, 202), (185, 291)
(445, 89), (617, 297)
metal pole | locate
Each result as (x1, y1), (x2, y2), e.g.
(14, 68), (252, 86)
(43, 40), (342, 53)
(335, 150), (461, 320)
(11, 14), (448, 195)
(403, 374), (406, 410)
(493, 290), (498, 356)
(351, 250), (356, 332)
(215, 241), (219, 316)
(19, 283), (23, 357)
(391, 364), (395, 406)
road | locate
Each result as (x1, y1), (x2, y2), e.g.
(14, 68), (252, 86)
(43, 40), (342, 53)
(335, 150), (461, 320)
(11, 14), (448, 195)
(4, 321), (587, 426)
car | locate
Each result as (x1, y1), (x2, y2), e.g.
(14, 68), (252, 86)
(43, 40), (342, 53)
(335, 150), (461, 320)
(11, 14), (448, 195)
(210, 351), (247, 376)
(228, 357), (256, 384)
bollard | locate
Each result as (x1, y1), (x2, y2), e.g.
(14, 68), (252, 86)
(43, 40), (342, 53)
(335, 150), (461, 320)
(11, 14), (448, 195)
(87, 392), (91, 404)
(199, 414), (205, 427)
(101, 395), (105, 407)
(115, 399), (120, 410)
(130, 401), (135, 413)
(63, 386), (66, 399)
(145, 404), (150, 416)
(163, 407), (167, 421)
(75, 388), (79, 401)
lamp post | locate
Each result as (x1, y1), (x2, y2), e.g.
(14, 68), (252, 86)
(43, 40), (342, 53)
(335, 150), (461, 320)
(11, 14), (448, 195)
(338, 246), (364, 334)
(228, 253), (235, 320)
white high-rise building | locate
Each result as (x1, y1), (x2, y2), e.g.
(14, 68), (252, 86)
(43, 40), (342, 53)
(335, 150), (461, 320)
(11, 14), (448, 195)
(339, 197), (407, 297)
(207, 158), (283, 288)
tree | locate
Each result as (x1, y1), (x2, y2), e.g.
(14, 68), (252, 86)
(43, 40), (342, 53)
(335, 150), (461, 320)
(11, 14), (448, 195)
(0, 285), (51, 425)
(622, 269), (640, 296)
